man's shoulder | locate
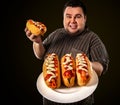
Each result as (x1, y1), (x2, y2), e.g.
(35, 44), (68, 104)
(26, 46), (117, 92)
(54, 28), (65, 32)
(85, 27), (99, 37)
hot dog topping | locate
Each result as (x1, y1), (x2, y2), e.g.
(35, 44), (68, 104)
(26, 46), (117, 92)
(32, 20), (44, 30)
(63, 54), (74, 78)
(76, 53), (88, 72)
(45, 53), (57, 82)
(63, 54), (73, 70)
(76, 53), (90, 81)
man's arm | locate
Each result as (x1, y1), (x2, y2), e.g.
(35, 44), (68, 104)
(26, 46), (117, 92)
(91, 62), (103, 76)
(33, 38), (45, 59)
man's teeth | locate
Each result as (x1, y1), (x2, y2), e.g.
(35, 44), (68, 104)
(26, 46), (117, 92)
(70, 25), (77, 29)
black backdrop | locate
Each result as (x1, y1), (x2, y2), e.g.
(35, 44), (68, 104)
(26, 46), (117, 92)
(3, 0), (120, 105)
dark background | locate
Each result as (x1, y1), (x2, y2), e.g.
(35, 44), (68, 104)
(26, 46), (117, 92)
(3, 0), (120, 105)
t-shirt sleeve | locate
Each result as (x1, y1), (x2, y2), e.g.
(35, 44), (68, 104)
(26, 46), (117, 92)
(90, 34), (109, 75)
(43, 30), (57, 49)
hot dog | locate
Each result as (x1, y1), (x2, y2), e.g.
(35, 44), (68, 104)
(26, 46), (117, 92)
(26, 19), (47, 36)
(61, 53), (76, 87)
(42, 53), (61, 89)
(76, 53), (91, 86)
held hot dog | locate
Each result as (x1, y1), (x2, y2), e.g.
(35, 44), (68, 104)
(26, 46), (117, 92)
(76, 53), (91, 86)
(43, 53), (61, 89)
(61, 53), (76, 87)
(26, 19), (47, 36)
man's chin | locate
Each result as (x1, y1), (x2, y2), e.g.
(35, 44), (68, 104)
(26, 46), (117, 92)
(66, 29), (81, 36)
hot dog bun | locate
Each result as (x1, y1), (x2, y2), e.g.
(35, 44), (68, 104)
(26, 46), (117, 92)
(61, 54), (76, 87)
(26, 19), (47, 36)
(76, 53), (91, 86)
(43, 53), (61, 89)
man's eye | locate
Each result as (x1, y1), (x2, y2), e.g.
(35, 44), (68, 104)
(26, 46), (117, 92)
(66, 15), (71, 18)
(76, 16), (81, 18)
(76, 15), (82, 18)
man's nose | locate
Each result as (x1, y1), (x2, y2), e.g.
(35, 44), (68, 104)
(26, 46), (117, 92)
(70, 17), (76, 23)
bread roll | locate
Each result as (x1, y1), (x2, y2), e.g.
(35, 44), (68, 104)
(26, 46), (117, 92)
(43, 53), (61, 89)
(61, 53), (76, 87)
(26, 19), (47, 36)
